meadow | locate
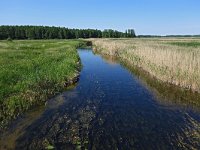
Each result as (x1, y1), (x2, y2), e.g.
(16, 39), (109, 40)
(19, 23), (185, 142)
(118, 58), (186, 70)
(0, 39), (86, 128)
(92, 38), (200, 93)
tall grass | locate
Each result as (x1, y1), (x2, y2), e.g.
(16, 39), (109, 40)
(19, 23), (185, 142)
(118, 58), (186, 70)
(92, 38), (200, 92)
(0, 40), (85, 128)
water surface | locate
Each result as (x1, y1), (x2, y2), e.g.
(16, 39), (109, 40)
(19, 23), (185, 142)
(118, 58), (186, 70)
(1, 49), (200, 150)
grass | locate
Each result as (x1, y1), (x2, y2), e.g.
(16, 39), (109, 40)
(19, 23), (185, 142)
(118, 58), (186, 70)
(0, 39), (86, 128)
(168, 41), (200, 48)
(92, 38), (200, 93)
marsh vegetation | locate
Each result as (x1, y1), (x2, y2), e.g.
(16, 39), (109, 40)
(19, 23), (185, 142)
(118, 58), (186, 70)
(0, 40), (85, 128)
(1, 49), (200, 149)
(93, 38), (200, 92)
(1, 37), (200, 149)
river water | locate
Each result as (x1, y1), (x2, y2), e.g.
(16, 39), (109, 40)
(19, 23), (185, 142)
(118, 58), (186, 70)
(1, 49), (200, 149)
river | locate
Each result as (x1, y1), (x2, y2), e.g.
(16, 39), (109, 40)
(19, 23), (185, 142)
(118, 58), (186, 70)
(1, 49), (200, 150)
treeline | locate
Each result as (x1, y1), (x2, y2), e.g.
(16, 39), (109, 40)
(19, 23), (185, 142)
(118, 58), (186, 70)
(166, 35), (200, 37)
(138, 35), (162, 38)
(102, 29), (135, 38)
(0, 25), (136, 40)
(138, 35), (200, 38)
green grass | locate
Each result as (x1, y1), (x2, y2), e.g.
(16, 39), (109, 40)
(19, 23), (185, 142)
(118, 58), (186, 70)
(168, 41), (200, 47)
(0, 39), (86, 128)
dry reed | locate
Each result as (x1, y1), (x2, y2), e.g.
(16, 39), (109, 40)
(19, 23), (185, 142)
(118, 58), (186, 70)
(92, 38), (200, 92)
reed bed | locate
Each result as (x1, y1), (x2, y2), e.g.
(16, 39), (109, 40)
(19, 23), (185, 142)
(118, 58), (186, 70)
(92, 38), (200, 92)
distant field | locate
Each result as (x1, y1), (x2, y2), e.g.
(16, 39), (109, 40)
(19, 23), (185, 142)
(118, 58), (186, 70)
(0, 40), (85, 127)
(93, 38), (200, 92)
(168, 41), (200, 47)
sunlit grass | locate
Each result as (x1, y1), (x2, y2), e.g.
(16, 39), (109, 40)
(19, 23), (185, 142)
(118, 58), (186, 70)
(168, 41), (200, 48)
(0, 39), (85, 127)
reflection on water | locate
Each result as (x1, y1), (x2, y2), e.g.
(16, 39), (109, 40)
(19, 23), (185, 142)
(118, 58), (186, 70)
(119, 59), (200, 111)
(1, 49), (200, 149)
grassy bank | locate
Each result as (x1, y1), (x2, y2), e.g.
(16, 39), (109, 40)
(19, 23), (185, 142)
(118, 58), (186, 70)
(92, 38), (200, 92)
(0, 39), (86, 128)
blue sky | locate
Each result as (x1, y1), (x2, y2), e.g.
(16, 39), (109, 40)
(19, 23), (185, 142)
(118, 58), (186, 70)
(0, 0), (199, 35)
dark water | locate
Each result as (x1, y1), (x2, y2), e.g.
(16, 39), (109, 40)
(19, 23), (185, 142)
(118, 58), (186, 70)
(1, 49), (200, 150)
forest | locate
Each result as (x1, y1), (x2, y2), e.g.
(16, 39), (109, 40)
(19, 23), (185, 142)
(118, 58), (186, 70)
(0, 25), (136, 40)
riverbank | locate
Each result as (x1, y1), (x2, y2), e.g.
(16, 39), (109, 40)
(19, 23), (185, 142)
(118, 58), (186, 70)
(0, 40), (87, 129)
(100, 54), (200, 111)
(2, 49), (199, 150)
(92, 38), (200, 93)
